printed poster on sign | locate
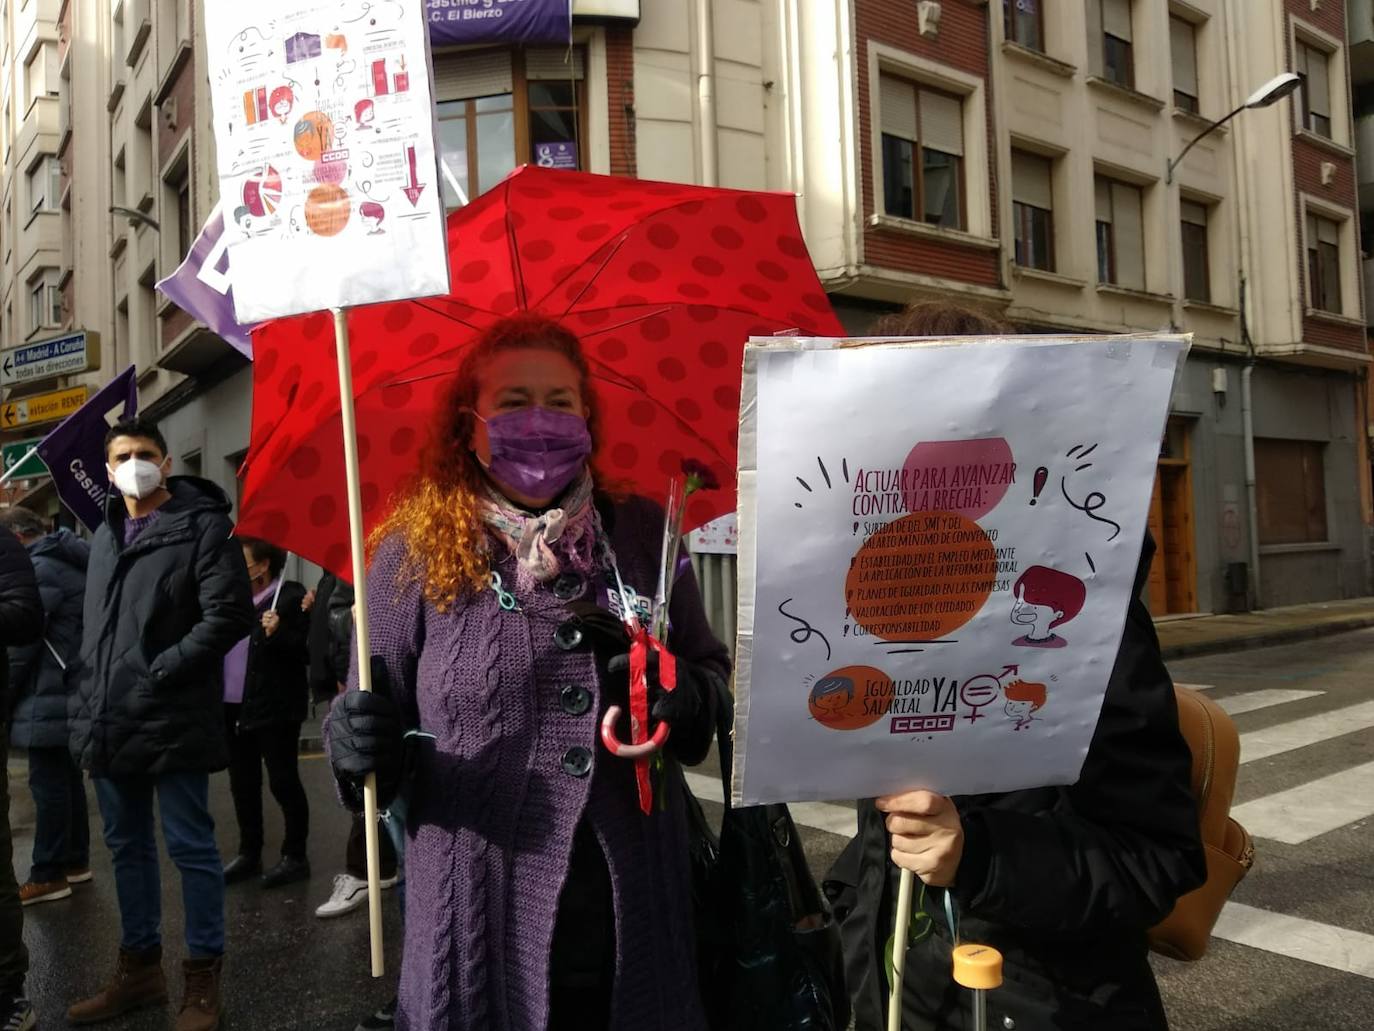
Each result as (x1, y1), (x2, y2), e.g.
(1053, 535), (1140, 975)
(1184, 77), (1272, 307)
(731, 334), (1189, 806)
(426, 0), (572, 46)
(534, 141), (578, 170)
(689, 513), (738, 555)
(203, 0), (450, 322)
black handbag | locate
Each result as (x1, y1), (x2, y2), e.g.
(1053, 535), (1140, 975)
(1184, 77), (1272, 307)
(681, 681), (851, 1031)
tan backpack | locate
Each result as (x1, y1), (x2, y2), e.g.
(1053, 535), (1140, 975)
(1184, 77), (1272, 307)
(1147, 685), (1256, 961)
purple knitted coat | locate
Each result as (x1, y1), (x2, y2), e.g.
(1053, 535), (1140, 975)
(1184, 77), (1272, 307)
(359, 495), (730, 1031)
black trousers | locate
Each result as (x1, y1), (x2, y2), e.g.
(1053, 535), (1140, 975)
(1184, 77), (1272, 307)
(0, 731), (25, 996)
(345, 811), (396, 881)
(224, 706), (310, 861)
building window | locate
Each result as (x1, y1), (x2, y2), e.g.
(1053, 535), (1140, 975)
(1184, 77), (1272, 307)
(1180, 199), (1210, 303)
(1012, 150), (1053, 271)
(1003, 0), (1043, 51)
(27, 156), (60, 213)
(1170, 16), (1199, 114)
(177, 177), (192, 258)
(28, 271), (59, 333)
(1094, 0), (1134, 89)
(1296, 42), (1332, 138)
(1305, 212), (1342, 312)
(879, 74), (965, 230)
(1095, 176), (1145, 290)
(433, 48), (587, 211)
(1255, 439), (1327, 544)
(23, 42), (56, 110)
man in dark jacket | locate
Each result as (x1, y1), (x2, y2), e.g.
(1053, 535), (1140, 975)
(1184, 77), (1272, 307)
(0, 523), (43, 1031)
(67, 418), (253, 1031)
(829, 536), (1206, 1031)
(221, 537), (311, 889)
(0, 508), (91, 906)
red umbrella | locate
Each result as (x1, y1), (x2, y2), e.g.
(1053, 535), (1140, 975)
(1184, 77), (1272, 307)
(237, 166), (843, 579)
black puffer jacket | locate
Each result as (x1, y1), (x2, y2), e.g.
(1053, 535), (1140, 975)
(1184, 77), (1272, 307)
(0, 528), (42, 716)
(71, 477), (254, 777)
(827, 536), (1206, 1031)
(325, 577), (354, 686)
(9, 529), (89, 749)
(237, 579), (310, 730)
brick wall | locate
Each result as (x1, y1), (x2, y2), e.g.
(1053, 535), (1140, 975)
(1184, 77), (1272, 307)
(854, 0), (998, 288)
(606, 27), (636, 178)
(1284, 0), (1364, 354)
(156, 55), (196, 172)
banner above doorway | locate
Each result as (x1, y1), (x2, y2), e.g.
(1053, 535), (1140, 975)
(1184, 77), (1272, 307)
(427, 0), (572, 46)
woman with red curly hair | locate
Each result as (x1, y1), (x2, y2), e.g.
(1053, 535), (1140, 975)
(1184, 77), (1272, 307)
(325, 314), (729, 1031)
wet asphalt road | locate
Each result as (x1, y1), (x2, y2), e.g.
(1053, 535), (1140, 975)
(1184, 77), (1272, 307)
(13, 631), (1374, 1029)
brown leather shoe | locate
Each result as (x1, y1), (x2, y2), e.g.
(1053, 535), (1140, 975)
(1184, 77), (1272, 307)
(19, 878), (72, 905)
(67, 946), (168, 1025)
(174, 955), (223, 1031)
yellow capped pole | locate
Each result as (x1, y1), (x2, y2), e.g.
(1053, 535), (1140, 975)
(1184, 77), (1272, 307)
(953, 943), (1004, 1031)
(332, 306), (385, 978)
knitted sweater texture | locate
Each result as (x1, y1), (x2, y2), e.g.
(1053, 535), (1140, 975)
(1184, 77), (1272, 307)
(362, 495), (730, 1031)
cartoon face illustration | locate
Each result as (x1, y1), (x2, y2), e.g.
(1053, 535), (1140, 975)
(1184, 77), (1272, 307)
(232, 205), (252, 231)
(1003, 679), (1046, 730)
(810, 676), (854, 714)
(355, 99), (375, 128)
(1010, 566), (1086, 648)
(360, 201), (386, 234)
(269, 86), (294, 122)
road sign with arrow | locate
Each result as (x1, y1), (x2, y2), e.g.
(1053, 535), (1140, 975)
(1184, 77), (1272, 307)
(1, 331), (100, 389)
(0, 385), (88, 430)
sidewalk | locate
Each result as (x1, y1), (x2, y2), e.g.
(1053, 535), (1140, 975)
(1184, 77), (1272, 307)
(1155, 596), (1374, 660)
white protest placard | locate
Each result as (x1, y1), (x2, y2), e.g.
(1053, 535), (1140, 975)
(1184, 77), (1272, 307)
(689, 513), (738, 555)
(203, 0), (450, 322)
(732, 334), (1188, 806)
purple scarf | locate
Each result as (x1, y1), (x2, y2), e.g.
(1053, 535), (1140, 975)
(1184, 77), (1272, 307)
(223, 579), (279, 704)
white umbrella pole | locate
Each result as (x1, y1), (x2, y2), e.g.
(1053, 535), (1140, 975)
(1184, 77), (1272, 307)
(333, 306), (385, 979)
(887, 867), (915, 1031)
(269, 573), (286, 612)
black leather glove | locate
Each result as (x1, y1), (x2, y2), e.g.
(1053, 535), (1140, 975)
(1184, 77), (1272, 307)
(327, 658), (404, 811)
(606, 649), (715, 765)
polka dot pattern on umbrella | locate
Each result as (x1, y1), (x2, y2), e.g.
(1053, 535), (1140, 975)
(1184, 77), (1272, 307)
(238, 167), (842, 581)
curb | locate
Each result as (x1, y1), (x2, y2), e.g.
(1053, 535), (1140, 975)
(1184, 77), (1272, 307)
(1159, 616), (1374, 662)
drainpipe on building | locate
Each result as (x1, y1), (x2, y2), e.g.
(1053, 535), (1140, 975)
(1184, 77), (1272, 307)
(1240, 274), (1262, 610)
(693, 0), (718, 188)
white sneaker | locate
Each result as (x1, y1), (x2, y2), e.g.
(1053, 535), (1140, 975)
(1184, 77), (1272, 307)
(315, 873), (368, 918)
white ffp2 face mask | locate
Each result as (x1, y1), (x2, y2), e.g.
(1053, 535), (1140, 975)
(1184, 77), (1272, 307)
(108, 459), (165, 500)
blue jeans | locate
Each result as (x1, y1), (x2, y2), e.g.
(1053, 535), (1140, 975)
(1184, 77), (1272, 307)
(27, 746), (89, 884)
(94, 773), (225, 958)
(382, 792), (408, 924)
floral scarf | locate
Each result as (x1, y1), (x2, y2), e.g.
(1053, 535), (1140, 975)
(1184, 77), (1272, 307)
(478, 472), (598, 589)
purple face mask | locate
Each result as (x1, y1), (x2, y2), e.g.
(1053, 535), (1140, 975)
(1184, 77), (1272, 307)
(479, 406), (593, 500)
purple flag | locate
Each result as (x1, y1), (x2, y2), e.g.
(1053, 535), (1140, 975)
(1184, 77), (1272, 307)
(427, 0), (571, 45)
(156, 202), (257, 359)
(36, 365), (138, 532)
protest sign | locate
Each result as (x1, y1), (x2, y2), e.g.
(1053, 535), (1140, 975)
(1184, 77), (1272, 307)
(689, 513), (738, 555)
(732, 334), (1188, 806)
(426, 0), (571, 45)
(203, 0), (450, 322)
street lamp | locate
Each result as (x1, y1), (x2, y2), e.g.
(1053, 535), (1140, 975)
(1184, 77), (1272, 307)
(109, 205), (161, 232)
(1166, 73), (1302, 184)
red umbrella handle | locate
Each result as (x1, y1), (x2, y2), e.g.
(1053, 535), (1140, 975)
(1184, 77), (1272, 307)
(600, 706), (670, 758)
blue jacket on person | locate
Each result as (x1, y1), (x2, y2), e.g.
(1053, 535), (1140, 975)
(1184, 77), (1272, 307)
(8, 527), (86, 749)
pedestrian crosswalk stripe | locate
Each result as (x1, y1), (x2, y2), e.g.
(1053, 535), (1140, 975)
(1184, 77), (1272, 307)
(1212, 902), (1374, 979)
(1215, 688), (1324, 717)
(1230, 760), (1374, 845)
(1239, 700), (1374, 764)
(685, 771), (858, 837)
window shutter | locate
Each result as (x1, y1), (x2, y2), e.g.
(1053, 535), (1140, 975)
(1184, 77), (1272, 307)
(1095, 177), (1111, 222)
(919, 89), (963, 156)
(1102, 0), (1132, 41)
(432, 50), (514, 102)
(1086, 0), (1104, 75)
(880, 76), (918, 142)
(1305, 46), (1331, 117)
(1180, 199), (1207, 226)
(1112, 181), (1145, 290)
(1012, 151), (1052, 210)
(1170, 18), (1198, 97)
(525, 48), (585, 80)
